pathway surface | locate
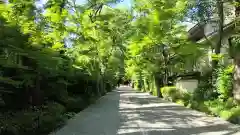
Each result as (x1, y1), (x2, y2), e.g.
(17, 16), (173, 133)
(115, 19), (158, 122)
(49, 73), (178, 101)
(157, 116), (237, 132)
(50, 86), (240, 135)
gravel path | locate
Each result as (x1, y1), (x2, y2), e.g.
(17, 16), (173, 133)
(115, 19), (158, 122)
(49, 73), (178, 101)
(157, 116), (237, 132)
(50, 86), (240, 135)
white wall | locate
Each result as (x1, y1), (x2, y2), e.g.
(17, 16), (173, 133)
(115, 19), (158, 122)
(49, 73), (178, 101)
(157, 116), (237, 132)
(198, 21), (234, 70)
(205, 34), (232, 65)
(204, 21), (218, 36)
(176, 79), (198, 93)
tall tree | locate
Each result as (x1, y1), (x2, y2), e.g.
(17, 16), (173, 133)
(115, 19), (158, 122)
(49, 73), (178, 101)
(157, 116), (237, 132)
(126, 0), (201, 96)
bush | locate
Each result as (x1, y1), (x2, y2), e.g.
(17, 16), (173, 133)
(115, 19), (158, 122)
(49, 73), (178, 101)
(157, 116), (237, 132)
(160, 86), (192, 106)
(181, 92), (191, 106)
(45, 102), (66, 115)
(228, 107), (240, 124)
(65, 96), (88, 112)
(205, 99), (226, 116)
(64, 112), (76, 119)
(197, 102), (210, 113)
(193, 80), (213, 101)
(216, 65), (233, 100)
(225, 97), (238, 108)
(157, 85), (240, 124)
(188, 100), (197, 109)
(152, 84), (240, 124)
(188, 100), (210, 113)
(205, 98), (238, 113)
(37, 102), (66, 134)
(0, 110), (40, 135)
(161, 86), (179, 101)
(105, 82), (113, 92)
(44, 85), (69, 105)
(203, 99), (240, 124)
(0, 102), (66, 135)
(176, 99), (185, 106)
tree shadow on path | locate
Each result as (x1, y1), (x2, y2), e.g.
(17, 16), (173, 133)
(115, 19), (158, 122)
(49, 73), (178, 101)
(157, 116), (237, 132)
(117, 86), (240, 135)
(50, 86), (240, 135)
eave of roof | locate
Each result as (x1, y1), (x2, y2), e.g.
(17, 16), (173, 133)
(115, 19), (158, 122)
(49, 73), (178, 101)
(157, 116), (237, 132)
(188, 22), (204, 33)
(197, 21), (235, 43)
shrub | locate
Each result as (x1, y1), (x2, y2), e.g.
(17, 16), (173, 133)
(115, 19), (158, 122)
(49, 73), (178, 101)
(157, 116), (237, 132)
(64, 112), (76, 119)
(161, 86), (181, 102)
(204, 99), (240, 123)
(37, 114), (65, 134)
(45, 102), (66, 115)
(205, 99), (225, 115)
(193, 79), (213, 101)
(0, 102), (66, 135)
(176, 99), (185, 106)
(188, 100), (209, 113)
(36, 102), (66, 134)
(228, 107), (240, 124)
(157, 84), (240, 124)
(205, 98), (238, 113)
(105, 82), (113, 92)
(197, 102), (210, 113)
(44, 85), (69, 105)
(219, 110), (234, 120)
(225, 97), (238, 108)
(181, 92), (191, 106)
(0, 110), (40, 135)
(65, 96), (88, 112)
(188, 100), (198, 109)
(160, 86), (192, 106)
(215, 65), (233, 100)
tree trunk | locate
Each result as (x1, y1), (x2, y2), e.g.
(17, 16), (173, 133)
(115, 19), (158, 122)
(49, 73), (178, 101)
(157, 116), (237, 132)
(139, 71), (143, 90)
(229, 36), (240, 101)
(233, 55), (240, 101)
(32, 71), (42, 106)
(211, 0), (224, 88)
(162, 44), (168, 85)
(212, 0), (224, 69)
(229, 1), (240, 101)
(154, 74), (162, 98)
(96, 73), (101, 97)
(100, 74), (105, 95)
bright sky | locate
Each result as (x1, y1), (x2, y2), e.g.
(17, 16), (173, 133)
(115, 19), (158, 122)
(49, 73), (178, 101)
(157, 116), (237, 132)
(112, 0), (132, 9)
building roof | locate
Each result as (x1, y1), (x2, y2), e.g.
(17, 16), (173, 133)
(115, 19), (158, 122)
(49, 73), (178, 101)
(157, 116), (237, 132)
(188, 20), (235, 43)
(188, 22), (205, 42)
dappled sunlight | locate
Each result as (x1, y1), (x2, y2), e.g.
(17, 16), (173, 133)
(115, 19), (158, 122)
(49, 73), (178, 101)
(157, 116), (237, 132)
(115, 86), (240, 135)
(50, 86), (240, 135)
(1, 0), (240, 134)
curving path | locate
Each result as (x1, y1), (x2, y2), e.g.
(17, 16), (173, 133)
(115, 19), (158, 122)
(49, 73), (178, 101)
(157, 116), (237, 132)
(50, 86), (240, 135)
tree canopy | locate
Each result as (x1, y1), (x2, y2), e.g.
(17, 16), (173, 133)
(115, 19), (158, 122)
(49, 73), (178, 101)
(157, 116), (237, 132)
(0, 0), (240, 134)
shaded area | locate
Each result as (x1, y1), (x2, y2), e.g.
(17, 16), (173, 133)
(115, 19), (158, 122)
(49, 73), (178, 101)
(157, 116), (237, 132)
(0, 13), (118, 135)
(50, 89), (121, 135)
